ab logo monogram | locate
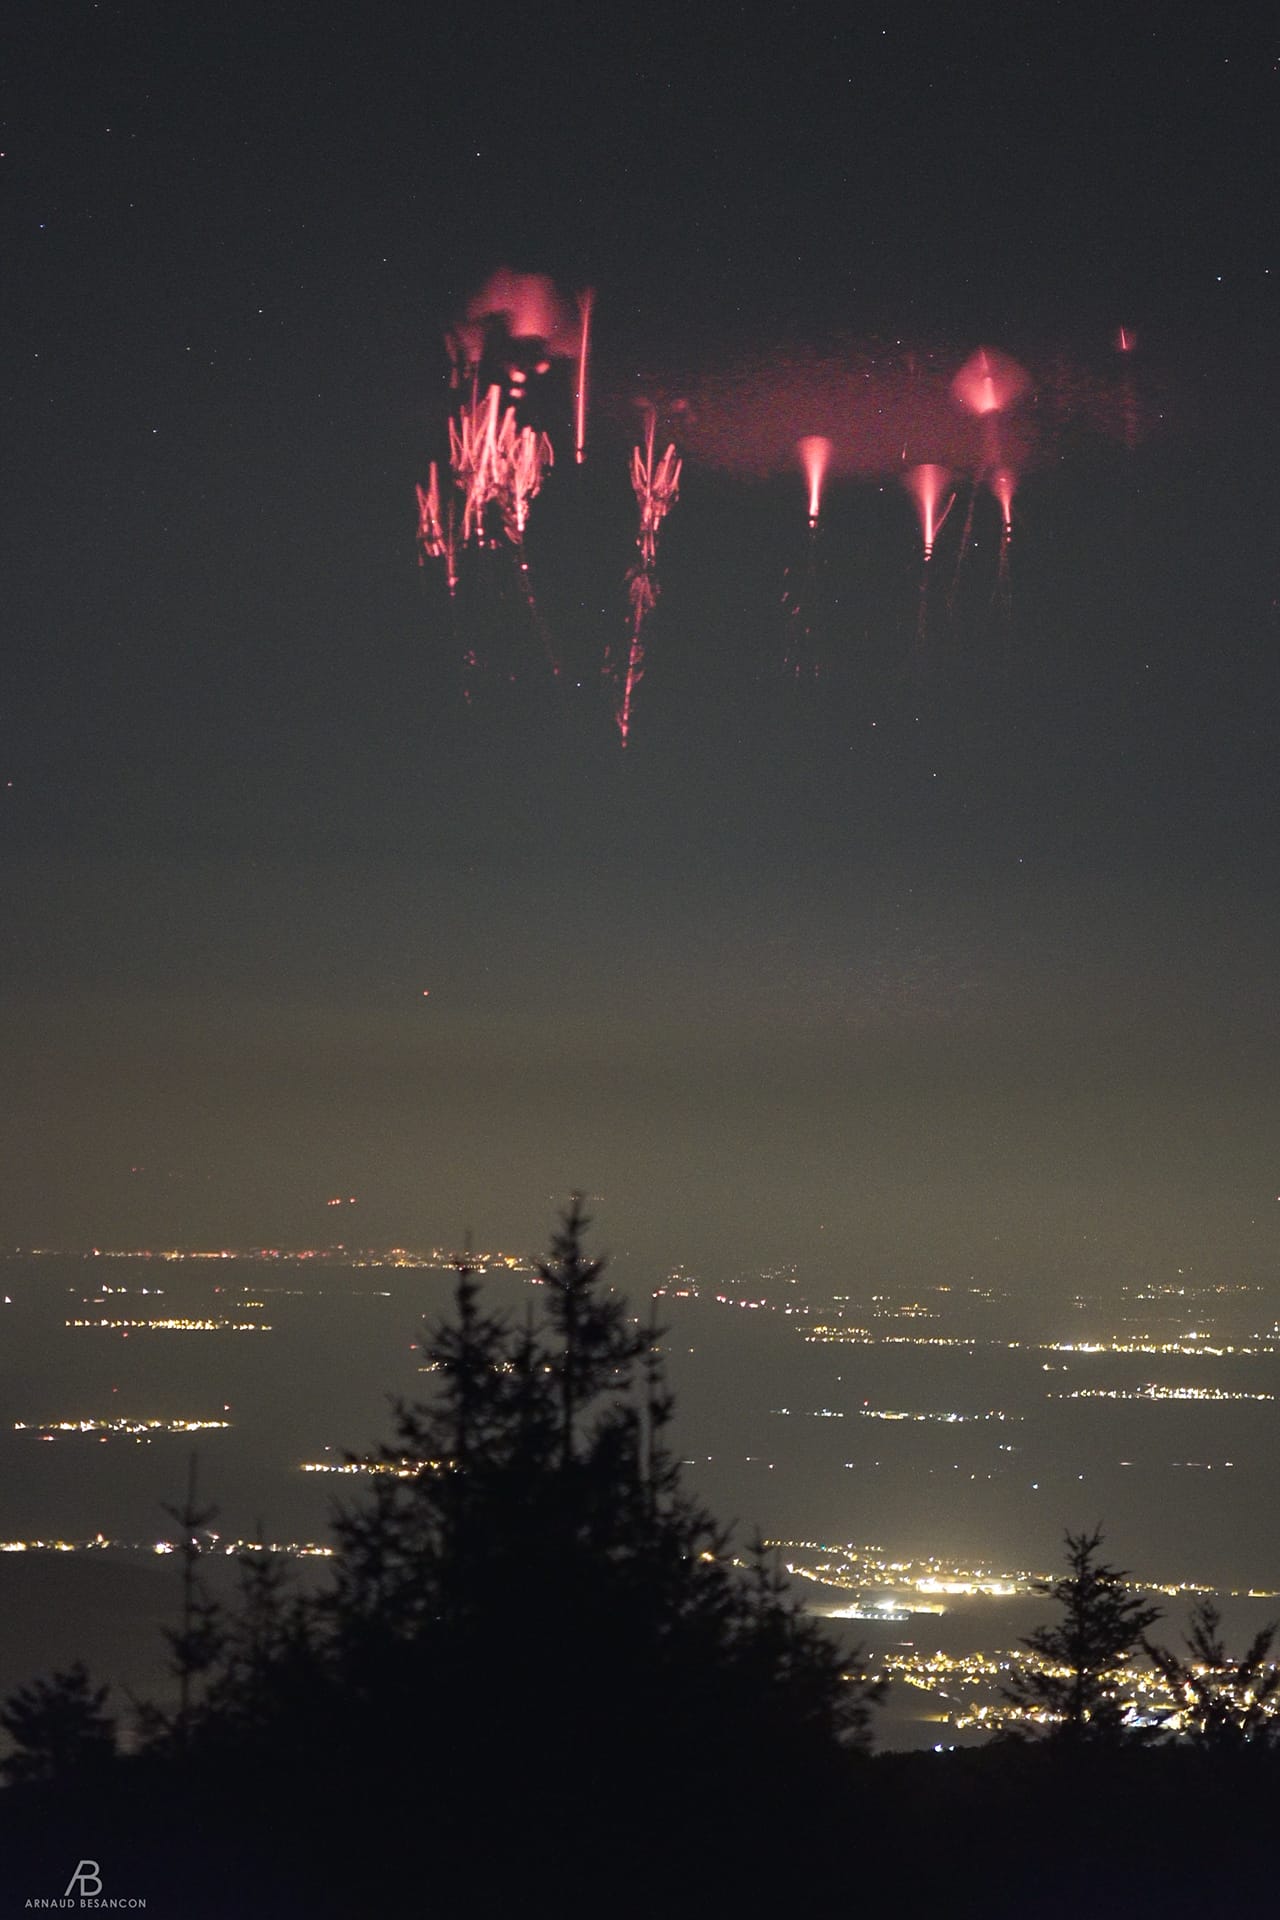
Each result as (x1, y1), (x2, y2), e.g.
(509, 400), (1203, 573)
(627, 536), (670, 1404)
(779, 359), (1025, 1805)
(21, 1853), (147, 1908)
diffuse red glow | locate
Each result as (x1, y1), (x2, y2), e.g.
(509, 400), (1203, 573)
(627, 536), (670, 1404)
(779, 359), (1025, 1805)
(657, 340), (1054, 485)
(417, 287), (1154, 729)
(445, 268), (581, 397)
(950, 347), (1031, 482)
(950, 347), (1030, 419)
(463, 268), (578, 356)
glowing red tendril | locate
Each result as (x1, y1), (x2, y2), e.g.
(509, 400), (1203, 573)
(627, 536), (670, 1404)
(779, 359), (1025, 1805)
(904, 463), (955, 561)
(796, 435), (833, 526)
(446, 385), (553, 547)
(616, 413), (682, 746)
(630, 413), (682, 569)
(415, 462), (459, 595)
(989, 467), (1016, 537)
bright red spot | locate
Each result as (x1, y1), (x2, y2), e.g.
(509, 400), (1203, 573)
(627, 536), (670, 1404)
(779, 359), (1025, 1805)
(1115, 326), (1136, 353)
(990, 467), (1016, 535)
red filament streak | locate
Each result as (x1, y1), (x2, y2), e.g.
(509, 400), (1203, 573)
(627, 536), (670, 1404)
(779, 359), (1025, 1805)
(575, 288), (594, 464)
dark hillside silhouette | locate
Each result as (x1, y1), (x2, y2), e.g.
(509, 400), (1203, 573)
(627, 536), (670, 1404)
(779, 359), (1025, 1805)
(6, 1214), (1280, 1917)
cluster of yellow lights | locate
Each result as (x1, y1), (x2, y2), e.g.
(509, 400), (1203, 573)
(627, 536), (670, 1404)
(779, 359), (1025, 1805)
(804, 1328), (976, 1347)
(800, 1330), (1277, 1355)
(65, 1317), (273, 1332)
(301, 1458), (442, 1476)
(883, 1648), (1280, 1736)
(771, 1540), (1043, 1599)
(1036, 1338), (1267, 1357)
(770, 1407), (846, 1419)
(25, 1243), (534, 1271)
(885, 1649), (1010, 1687)
(1053, 1386), (1274, 1402)
(858, 1409), (1019, 1424)
(368, 1248), (530, 1271)
(150, 1539), (335, 1558)
(14, 1417), (231, 1437)
(776, 1540), (1278, 1608)
(0, 1539), (97, 1554)
(915, 1577), (1020, 1597)
(0, 1535), (332, 1557)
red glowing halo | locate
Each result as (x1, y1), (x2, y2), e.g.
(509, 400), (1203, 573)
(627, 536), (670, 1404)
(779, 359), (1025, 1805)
(950, 347), (1031, 418)
(464, 268), (578, 356)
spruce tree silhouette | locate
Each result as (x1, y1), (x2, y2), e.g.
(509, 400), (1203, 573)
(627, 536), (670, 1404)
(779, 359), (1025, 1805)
(1001, 1526), (1160, 1742)
(159, 1454), (224, 1746)
(276, 1201), (883, 1903)
(1146, 1599), (1280, 1749)
(324, 1200), (881, 1774)
(0, 1205), (884, 1916)
(0, 1662), (115, 1787)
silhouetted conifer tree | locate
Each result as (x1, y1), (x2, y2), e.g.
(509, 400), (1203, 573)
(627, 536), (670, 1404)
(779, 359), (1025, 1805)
(1001, 1526), (1160, 1742)
(535, 1193), (648, 1467)
(158, 1454), (225, 1747)
(0, 1662), (115, 1786)
(1146, 1599), (1280, 1748)
(0, 1205), (885, 1915)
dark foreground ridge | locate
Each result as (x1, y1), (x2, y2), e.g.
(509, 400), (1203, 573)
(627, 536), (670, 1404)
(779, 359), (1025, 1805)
(2, 1209), (1278, 1918)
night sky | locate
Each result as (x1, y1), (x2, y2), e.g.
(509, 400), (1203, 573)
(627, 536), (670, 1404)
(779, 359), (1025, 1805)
(4, 3), (1277, 1287)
